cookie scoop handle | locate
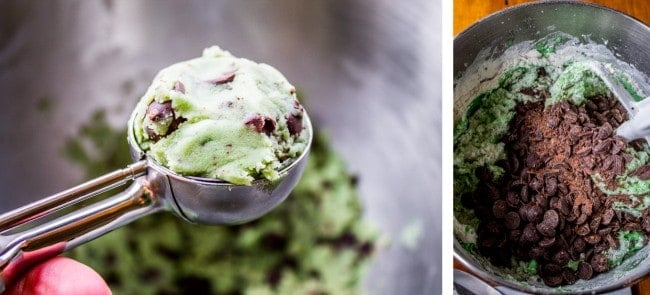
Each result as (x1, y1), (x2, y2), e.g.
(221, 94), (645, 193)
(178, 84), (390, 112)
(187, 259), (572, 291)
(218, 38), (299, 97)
(0, 161), (165, 291)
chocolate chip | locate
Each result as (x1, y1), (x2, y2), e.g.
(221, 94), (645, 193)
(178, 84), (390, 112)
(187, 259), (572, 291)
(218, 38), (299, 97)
(147, 101), (174, 122)
(589, 216), (602, 232)
(575, 224), (590, 236)
(574, 146), (592, 156)
(541, 264), (565, 286)
(543, 263), (562, 275)
(612, 108), (625, 123)
(543, 275), (564, 287)
(519, 204), (541, 223)
(581, 156), (597, 169)
(520, 87), (537, 97)
(623, 222), (642, 232)
(549, 197), (561, 211)
(529, 177), (544, 192)
(623, 153), (634, 163)
(593, 242), (608, 254)
(145, 129), (159, 141)
(539, 236), (556, 248)
(547, 116), (560, 128)
(507, 191), (520, 207)
(504, 212), (521, 229)
(585, 101), (598, 111)
(581, 200), (594, 216)
(530, 246), (545, 259)
(565, 213), (578, 223)
(631, 139), (647, 151)
(476, 207), (495, 223)
(509, 155), (521, 173)
(601, 156), (614, 170)
(568, 126), (582, 143)
(564, 112), (578, 124)
(597, 123), (613, 139)
(286, 114), (303, 136)
(576, 213), (589, 225)
(597, 227), (612, 236)
(206, 71), (236, 85)
(558, 197), (572, 216)
(577, 262), (593, 280)
(492, 200), (508, 219)
(612, 155), (624, 174)
(642, 218), (650, 233)
(631, 165), (650, 180)
(532, 130), (545, 142)
(562, 268), (577, 285)
(245, 115), (277, 135)
(536, 222), (556, 237)
(584, 234), (601, 245)
(591, 254), (609, 273)
(460, 193), (475, 209)
(553, 250), (570, 265)
(521, 223), (540, 244)
(543, 210), (559, 228)
(520, 186), (529, 203)
(538, 198), (552, 213)
(545, 176), (558, 196)
(573, 238), (586, 253)
(606, 234), (619, 249)
(145, 101), (185, 141)
(526, 152), (544, 169)
(611, 138), (626, 155)
(562, 226), (574, 238)
(537, 67), (548, 77)
(478, 221), (506, 244)
(508, 229), (522, 241)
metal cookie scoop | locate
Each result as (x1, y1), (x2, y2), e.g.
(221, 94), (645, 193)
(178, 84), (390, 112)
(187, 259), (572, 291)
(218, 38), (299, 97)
(0, 113), (312, 291)
(586, 62), (650, 143)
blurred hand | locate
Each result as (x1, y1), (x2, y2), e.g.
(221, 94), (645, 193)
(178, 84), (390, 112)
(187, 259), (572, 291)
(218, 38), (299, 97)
(5, 257), (110, 295)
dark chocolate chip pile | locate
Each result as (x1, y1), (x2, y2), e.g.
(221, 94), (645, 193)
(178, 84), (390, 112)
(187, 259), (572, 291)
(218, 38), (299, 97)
(462, 94), (650, 286)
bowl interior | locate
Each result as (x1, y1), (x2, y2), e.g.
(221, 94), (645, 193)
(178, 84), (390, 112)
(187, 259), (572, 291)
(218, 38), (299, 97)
(454, 1), (650, 293)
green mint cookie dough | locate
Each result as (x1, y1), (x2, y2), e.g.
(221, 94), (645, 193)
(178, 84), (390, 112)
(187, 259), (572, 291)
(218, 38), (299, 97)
(130, 46), (308, 185)
(547, 61), (611, 107)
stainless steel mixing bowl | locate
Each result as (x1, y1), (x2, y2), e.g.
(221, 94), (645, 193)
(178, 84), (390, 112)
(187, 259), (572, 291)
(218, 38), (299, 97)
(454, 1), (650, 294)
(0, 0), (439, 294)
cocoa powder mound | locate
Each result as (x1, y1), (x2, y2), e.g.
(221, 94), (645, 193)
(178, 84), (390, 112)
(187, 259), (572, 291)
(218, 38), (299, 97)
(464, 94), (650, 287)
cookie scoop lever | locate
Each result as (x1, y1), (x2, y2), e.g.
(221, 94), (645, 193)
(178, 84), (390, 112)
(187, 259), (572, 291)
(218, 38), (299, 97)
(0, 47), (312, 292)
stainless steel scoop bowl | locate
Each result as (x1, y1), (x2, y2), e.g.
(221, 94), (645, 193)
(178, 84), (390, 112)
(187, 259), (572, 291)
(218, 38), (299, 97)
(454, 1), (650, 294)
(0, 111), (311, 291)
